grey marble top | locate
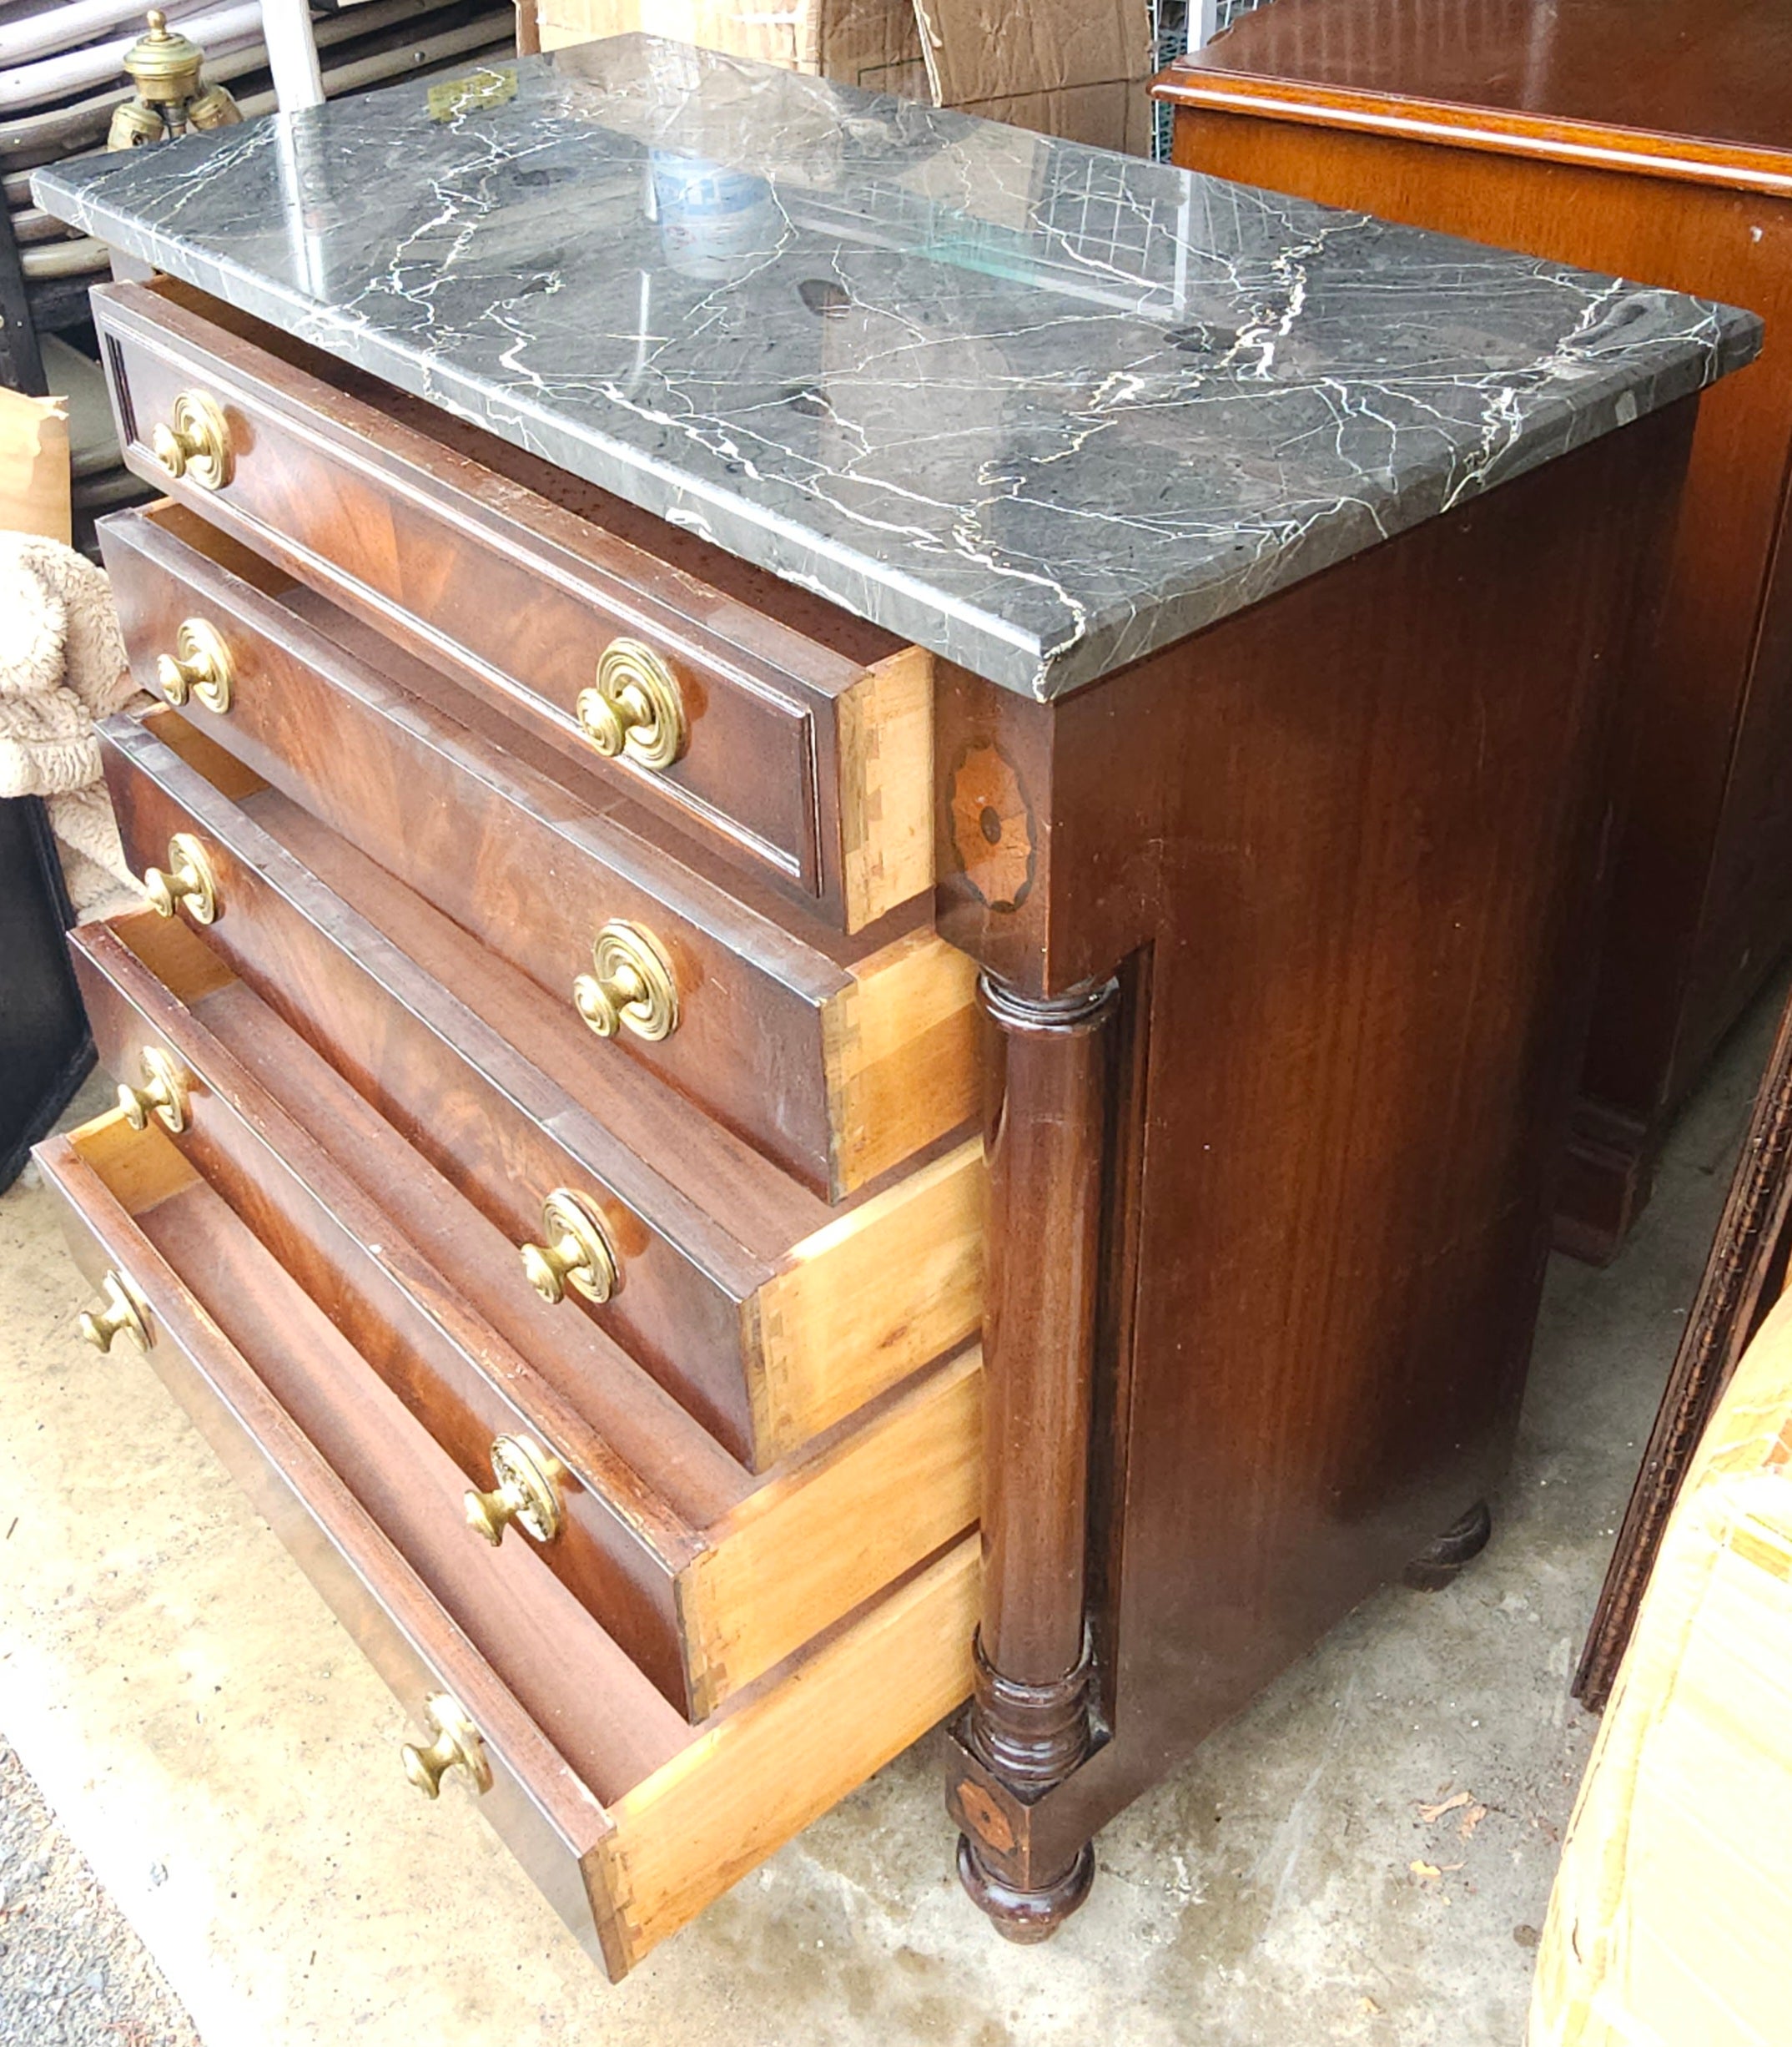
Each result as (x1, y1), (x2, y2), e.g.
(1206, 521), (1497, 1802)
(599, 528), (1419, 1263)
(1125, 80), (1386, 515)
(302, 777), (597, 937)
(37, 37), (1759, 698)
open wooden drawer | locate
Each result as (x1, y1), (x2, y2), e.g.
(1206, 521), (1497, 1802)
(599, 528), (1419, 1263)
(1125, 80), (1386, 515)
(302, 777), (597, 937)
(99, 498), (979, 1201)
(93, 276), (934, 935)
(71, 907), (981, 1719)
(98, 706), (984, 1471)
(35, 1107), (979, 1977)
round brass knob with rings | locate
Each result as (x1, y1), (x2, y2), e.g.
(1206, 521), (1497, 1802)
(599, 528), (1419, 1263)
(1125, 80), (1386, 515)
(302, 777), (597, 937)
(571, 920), (677, 1043)
(518, 1187), (618, 1307)
(118, 1044), (190, 1135)
(150, 389), (233, 491)
(78, 1269), (153, 1354)
(156, 618), (234, 714)
(400, 1693), (491, 1800)
(143, 831), (219, 925)
(464, 1434), (563, 1547)
(575, 638), (687, 769)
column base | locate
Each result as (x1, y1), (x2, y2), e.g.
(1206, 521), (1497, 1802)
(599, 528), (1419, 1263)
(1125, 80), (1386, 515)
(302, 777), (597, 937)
(963, 1629), (1095, 1792)
(957, 1834), (1095, 1945)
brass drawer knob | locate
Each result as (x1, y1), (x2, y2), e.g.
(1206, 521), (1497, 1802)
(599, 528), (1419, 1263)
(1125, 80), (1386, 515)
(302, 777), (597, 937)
(150, 389), (233, 491)
(572, 920), (677, 1042)
(400, 1693), (491, 1800)
(576, 638), (687, 769)
(156, 618), (234, 714)
(143, 831), (219, 925)
(519, 1188), (617, 1306)
(464, 1434), (562, 1546)
(117, 1045), (190, 1135)
(78, 1269), (153, 1353)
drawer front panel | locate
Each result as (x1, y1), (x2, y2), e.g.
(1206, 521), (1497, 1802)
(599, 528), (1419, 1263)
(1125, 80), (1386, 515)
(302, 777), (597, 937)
(93, 280), (935, 931)
(101, 715), (764, 1457)
(100, 711), (986, 1470)
(69, 917), (704, 1709)
(102, 503), (979, 1200)
(35, 1117), (623, 1965)
(38, 1112), (979, 1977)
(72, 910), (983, 1719)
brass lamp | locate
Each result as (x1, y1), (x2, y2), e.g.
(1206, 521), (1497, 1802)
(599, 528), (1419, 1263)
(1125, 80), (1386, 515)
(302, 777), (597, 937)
(107, 8), (244, 149)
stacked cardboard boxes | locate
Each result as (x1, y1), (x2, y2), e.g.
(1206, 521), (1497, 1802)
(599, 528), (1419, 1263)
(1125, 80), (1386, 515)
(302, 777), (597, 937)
(521, 0), (1157, 152)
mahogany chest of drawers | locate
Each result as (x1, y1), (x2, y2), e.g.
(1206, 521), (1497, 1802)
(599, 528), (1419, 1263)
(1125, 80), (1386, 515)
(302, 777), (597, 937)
(30, 37), (1757, 1970)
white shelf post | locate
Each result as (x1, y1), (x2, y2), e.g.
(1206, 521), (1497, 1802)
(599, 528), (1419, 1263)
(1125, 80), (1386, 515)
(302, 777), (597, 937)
(261, 0), (323, 109)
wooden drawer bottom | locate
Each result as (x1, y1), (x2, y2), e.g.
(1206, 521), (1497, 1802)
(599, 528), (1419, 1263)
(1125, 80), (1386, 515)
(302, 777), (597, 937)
(35, 1109), (979, 1976)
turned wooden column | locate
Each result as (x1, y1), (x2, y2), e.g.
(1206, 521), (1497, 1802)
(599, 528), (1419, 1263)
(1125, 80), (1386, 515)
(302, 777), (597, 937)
(956, 968), (1117, 1941)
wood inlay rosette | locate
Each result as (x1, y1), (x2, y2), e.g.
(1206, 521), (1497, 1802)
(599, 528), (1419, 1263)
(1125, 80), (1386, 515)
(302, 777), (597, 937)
(949, 743), (1035, 914)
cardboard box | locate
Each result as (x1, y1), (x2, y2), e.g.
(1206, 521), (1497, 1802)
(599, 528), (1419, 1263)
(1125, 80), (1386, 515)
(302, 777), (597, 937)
(0, 387), (69, 546)
(526, 0), (1155, 154)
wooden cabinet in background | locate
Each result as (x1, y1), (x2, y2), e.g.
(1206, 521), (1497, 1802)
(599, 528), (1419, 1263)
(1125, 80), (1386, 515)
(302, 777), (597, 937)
(1160, 0), (1792, 1261)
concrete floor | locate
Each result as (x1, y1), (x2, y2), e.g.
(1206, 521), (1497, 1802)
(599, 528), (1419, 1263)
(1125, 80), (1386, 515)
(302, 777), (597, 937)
(0, 981), (1776, 2047)
(0, 1732), (199, 2046)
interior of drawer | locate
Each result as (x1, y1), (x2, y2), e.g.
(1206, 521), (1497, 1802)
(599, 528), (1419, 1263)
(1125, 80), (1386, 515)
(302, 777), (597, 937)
(63, 1110), (693, 1797)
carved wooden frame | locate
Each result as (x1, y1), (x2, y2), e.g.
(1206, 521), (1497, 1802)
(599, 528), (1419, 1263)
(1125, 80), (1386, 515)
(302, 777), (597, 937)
(1575, 982), (1792, 1711)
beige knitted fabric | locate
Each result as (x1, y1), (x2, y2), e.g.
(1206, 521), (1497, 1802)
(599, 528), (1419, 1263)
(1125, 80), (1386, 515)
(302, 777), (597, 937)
(0, 532), (142, 915)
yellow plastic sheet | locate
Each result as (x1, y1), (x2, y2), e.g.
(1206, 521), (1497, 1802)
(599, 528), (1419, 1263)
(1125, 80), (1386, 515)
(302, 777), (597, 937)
(1532, 1287), (1792, 2047)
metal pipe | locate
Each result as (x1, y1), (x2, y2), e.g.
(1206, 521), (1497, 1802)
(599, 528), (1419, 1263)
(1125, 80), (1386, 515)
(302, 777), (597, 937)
(0, 0), (217, 71)
(0, 0), (264, 111)
(233, 18), (512, 117)
(8, 205), (75, 245)
(259, 0), (323, 109)
(2, 0), (464, 160)
(22, 234), (109, 279)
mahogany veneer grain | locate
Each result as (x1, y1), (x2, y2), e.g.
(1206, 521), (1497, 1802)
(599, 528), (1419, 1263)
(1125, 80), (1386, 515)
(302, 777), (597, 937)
(94, 277), (934, 934)
(74, 909), (981, 1718)
(100, 499), (979, 1201)
(98, 707), (985, 1471)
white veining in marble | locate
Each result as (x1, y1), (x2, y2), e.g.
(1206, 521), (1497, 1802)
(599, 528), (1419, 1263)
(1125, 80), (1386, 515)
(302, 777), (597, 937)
(36, 37), (1759, 697)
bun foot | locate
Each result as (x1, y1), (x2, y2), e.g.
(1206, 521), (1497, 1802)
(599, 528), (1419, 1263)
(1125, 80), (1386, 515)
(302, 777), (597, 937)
(956, 1834), (1095, 1944)
(1403, 1499), (1494, 1591)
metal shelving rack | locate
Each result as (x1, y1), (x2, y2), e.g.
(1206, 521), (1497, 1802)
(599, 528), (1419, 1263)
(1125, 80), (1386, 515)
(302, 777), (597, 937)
(0, 0), (516, 542)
